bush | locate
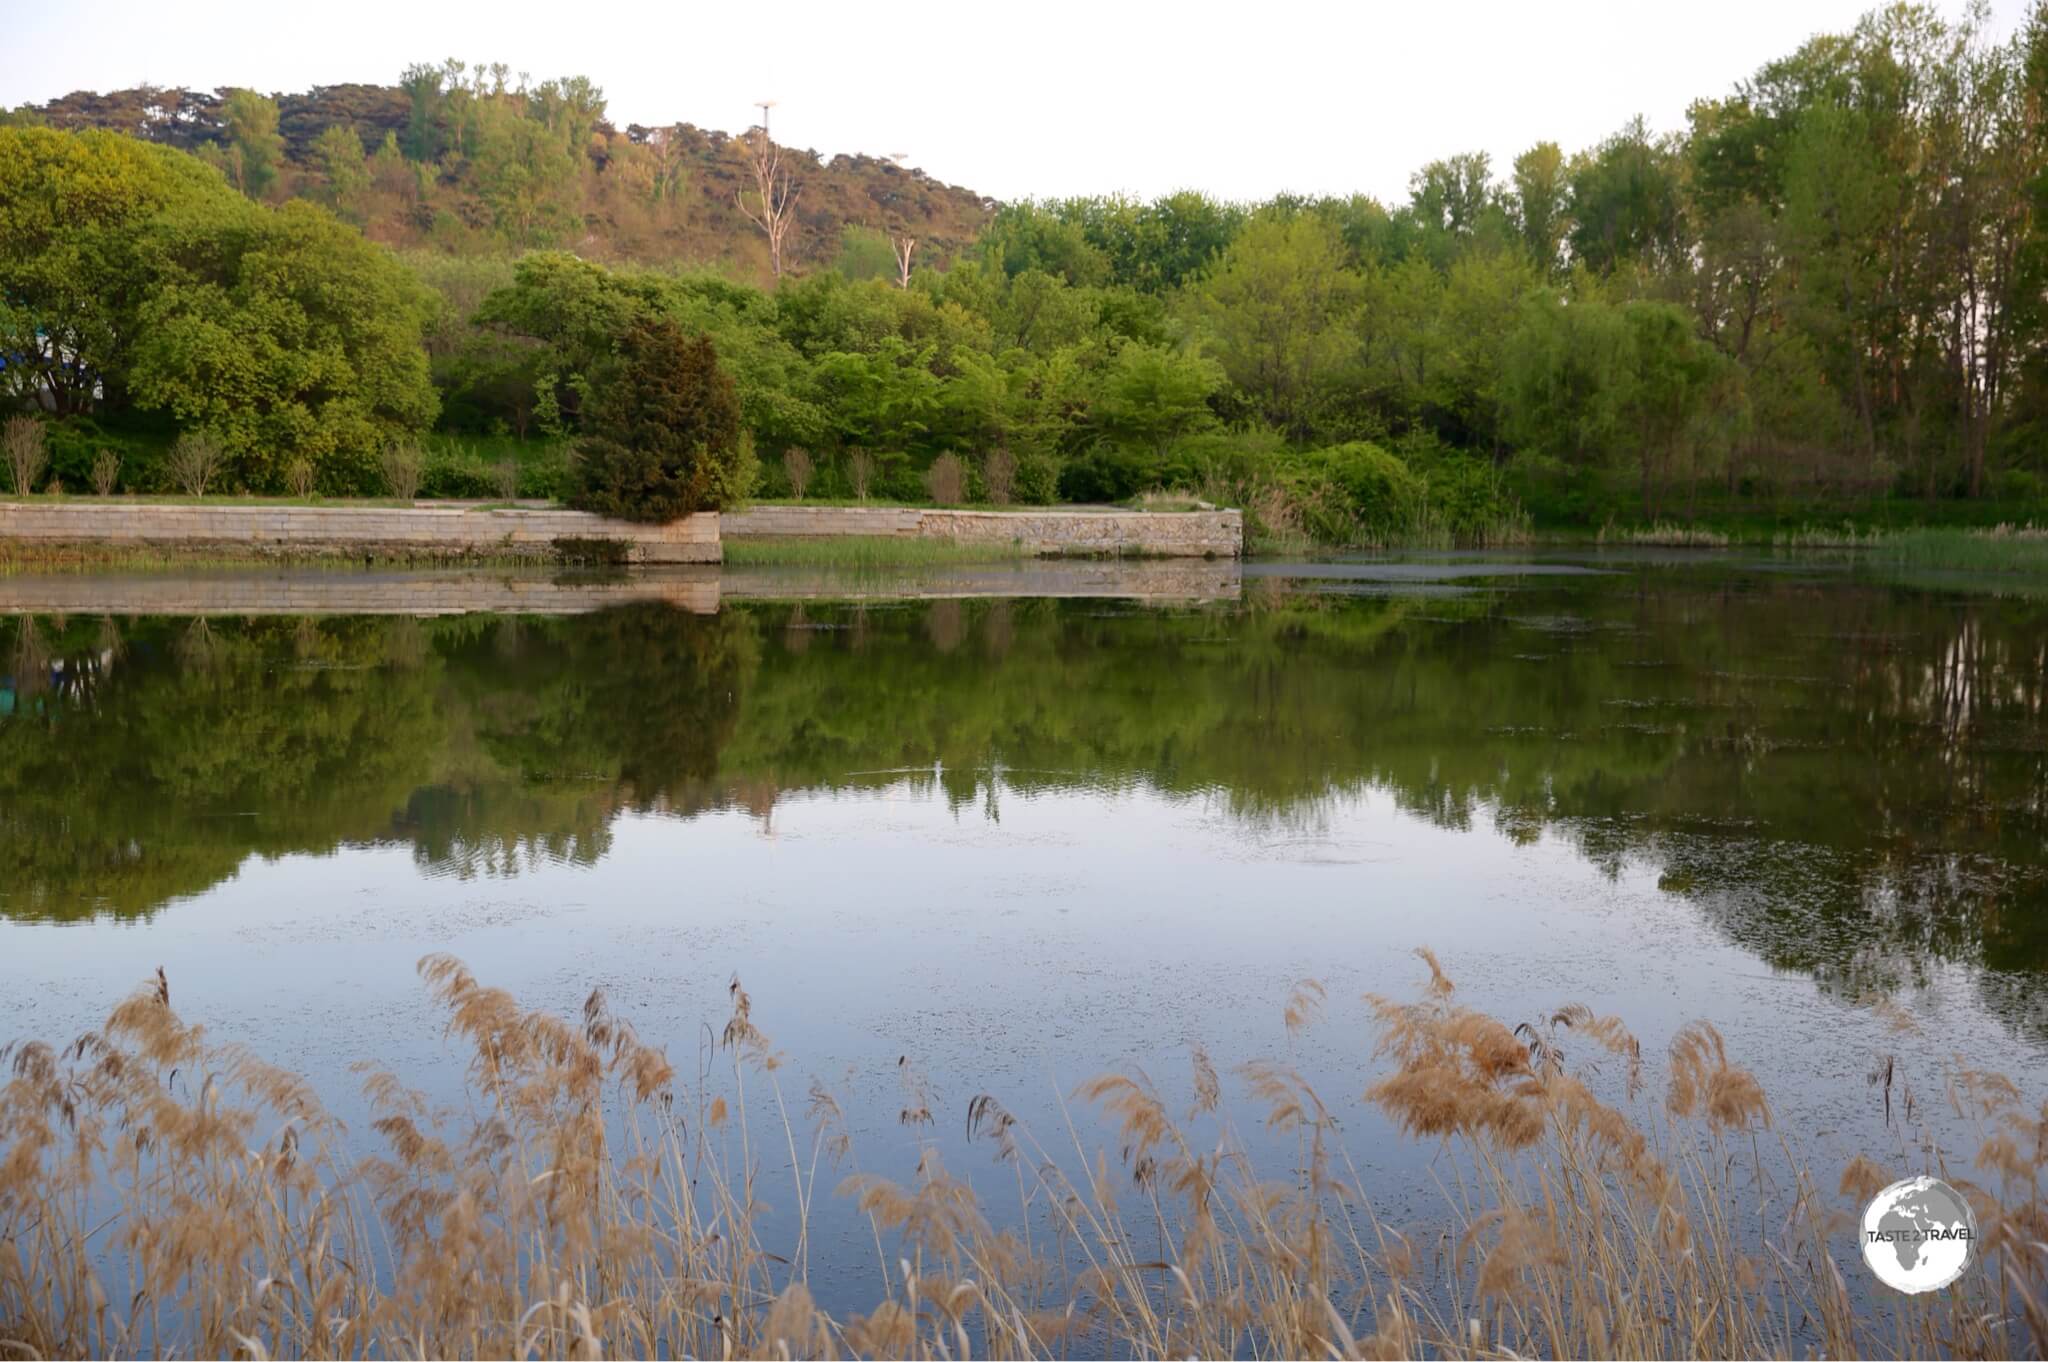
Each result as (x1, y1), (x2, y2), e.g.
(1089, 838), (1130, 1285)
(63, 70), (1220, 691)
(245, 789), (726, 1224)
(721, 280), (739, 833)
(31, 415), (173, 493)
(90, 449), (121, 496)
(1421, 454), (1528, 544)
(517, 446), (575, 502)
(5, 416), (49, 496)
(380, 443), (425, 500)
(418, 450), (500, 499)
(874, 454), (925, 503)
(570, 321), (752, 523)
(166, 431), (226, 497)
(1015, 452), (1061, 505)
(783, 448), (814, 499)
(926, 453), (966, 504)
(1282, 441), (1426, 545)
(847, 450), (875, 501)
(983, 449), (1016, 505)
(1991, 468), (2044, 504)
(1059, 448), (1162, 503)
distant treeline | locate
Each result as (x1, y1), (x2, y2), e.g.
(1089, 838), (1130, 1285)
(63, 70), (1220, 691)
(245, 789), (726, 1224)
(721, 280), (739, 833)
(5, 2), (2048, 539)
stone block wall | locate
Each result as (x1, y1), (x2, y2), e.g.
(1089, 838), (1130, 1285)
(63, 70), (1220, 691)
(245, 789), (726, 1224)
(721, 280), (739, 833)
(721, 506), (1241, 557)
(0, 503), (720, 564)
(721, 506), (924, 538)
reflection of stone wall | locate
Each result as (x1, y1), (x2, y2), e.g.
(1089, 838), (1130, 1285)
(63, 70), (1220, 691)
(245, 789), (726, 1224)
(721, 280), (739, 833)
(723, 506), (1242, 557)
(0, 504), (721, 564)
(0, 559), (1240, 617)
(720, 559), (1242, 603)
(0, 569), (722, 616)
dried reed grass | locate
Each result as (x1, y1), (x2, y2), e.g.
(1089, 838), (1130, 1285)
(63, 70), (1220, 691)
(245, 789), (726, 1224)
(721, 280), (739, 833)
(1, 951), (2040, 1358)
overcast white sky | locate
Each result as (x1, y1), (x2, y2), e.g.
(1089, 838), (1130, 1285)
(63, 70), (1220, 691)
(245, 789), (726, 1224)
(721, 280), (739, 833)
(3, 0), (2032, 204)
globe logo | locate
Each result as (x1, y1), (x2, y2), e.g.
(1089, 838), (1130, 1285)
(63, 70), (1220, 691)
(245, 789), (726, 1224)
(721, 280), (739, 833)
(1861, 1175), (1977, 1293)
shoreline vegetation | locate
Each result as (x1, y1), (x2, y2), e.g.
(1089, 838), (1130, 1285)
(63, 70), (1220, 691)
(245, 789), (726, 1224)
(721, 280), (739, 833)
(9, 0), (2048, 556)
(0, 952), (2040, 1359)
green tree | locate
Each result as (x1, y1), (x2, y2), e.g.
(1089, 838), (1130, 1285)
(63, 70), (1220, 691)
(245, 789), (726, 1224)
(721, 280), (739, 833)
(1093, 340), (1221, 456)
(1508, 142), (1571, 276)
(129, 200), (439, 489)
(570, 320), (753, 521)
(1184, 217), (1363, 440)
(221, 88), (285, 199)
(0, 126), (238, 414)
(312, 124), (369, 218)
(1567, 117), (1686, 275)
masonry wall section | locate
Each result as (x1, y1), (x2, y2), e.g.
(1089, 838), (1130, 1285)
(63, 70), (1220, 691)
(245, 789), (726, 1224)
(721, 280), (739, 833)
(0, 504), (721, 564)
(721, 506), (1241, 557)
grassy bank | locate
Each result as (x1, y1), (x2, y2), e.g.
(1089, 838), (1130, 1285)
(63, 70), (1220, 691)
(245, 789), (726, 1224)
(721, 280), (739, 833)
(1855, 524), (2048, 573)
(0, 953), (2039, 1359)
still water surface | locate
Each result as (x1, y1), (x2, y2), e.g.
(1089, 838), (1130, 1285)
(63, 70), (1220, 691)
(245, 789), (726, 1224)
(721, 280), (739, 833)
(1, 552), (2044, 1299)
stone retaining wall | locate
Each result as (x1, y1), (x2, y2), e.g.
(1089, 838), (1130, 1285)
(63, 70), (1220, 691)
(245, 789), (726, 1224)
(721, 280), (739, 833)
(0, 503), (720, 564)
(720, 559), (1242, 603)
(722, 505), (1241, 557)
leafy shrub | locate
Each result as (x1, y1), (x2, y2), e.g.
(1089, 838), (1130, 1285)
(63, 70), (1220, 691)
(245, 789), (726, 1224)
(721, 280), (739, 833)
(875, 454), (926, 503)
(283, 457), (316, 498)
(418, 451), (499, 499)
(1015, 452), (1061, 505)
(571, 321), (752, 523)
(1991, 468), (2043, 504)
(754, 458), (792, 499)
(1421, 454), (1529, 544)
(491, 460), (520, 501)
(1281, 441), (1425, 545)
(1059, 447), (1162, 503)
(517, 446), (574, 502)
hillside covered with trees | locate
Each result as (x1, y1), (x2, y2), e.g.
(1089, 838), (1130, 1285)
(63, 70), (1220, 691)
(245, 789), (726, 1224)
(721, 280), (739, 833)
(9, 66), (994, 280)
(5, 2), (2048, 543)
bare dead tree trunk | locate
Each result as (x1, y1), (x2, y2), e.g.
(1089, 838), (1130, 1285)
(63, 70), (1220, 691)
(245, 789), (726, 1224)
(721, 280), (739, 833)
(892, 235), (916, 288)
(736, 114), (800, 280)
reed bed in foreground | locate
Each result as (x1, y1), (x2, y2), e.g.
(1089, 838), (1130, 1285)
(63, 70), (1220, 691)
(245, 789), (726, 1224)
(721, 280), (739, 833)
(1, 952), (2042, 1359)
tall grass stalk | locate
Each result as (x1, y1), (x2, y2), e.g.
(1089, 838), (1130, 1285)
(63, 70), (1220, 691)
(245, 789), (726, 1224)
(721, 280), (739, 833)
(3, 952), (2043, 1358)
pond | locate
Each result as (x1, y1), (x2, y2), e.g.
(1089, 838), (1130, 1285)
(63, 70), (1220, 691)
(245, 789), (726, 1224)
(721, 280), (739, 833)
(1, 551), (2044, 1324)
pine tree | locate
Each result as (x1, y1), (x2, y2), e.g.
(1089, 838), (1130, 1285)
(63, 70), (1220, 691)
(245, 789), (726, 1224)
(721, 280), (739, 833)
(570, 320), (753, 522)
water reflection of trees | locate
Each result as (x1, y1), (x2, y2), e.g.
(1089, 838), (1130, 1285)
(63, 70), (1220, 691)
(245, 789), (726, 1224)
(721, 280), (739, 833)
(1, 577), (2043, 1008)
